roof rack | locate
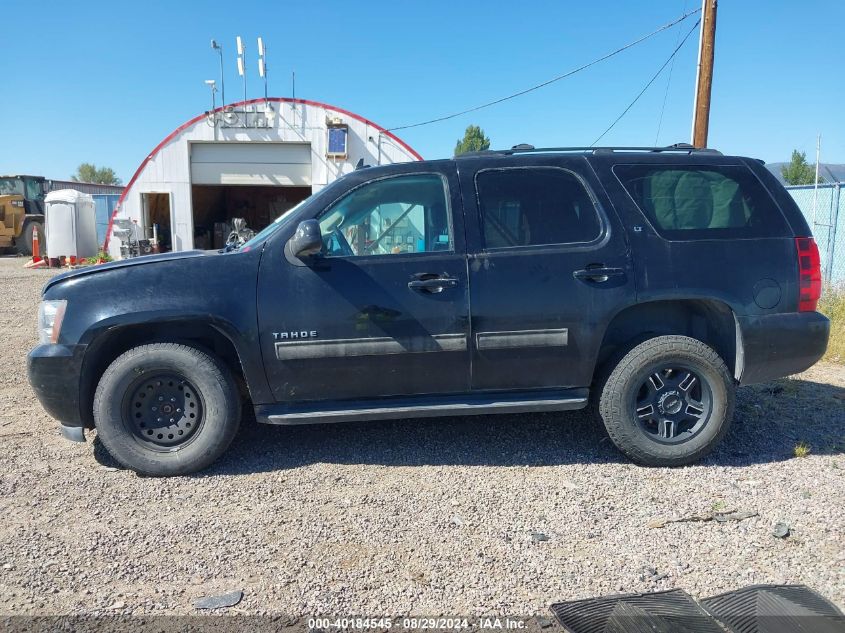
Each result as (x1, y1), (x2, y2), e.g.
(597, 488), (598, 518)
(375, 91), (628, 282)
(457, 143), (722, 157)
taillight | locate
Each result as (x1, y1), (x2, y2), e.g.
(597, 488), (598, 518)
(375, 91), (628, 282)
(795, 237), (822, 312)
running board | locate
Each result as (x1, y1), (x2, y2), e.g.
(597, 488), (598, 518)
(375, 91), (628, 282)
(254, 389), (589, 426)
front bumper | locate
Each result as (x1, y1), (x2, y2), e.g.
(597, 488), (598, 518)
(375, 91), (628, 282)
(737, 311), (830, 385)
(27, 344), (87, 431)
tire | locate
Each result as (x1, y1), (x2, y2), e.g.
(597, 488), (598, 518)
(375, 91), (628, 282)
(597, 335), (734, 467)
(16, 220), (44, 257)
(93, 343), (241, 476)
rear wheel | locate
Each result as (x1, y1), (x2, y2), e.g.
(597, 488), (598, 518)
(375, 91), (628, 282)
(93, 343), (241, 476)
(16, 220), (44, 257)
(597, 335), (734, 466)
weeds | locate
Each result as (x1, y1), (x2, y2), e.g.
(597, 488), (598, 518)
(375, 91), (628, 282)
(793, 441), (811, 458)
(711, 499), (727, 512)
(819, 286), (844, 364)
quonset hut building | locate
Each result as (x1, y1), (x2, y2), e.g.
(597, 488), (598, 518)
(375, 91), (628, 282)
(104, 98), (421, 257)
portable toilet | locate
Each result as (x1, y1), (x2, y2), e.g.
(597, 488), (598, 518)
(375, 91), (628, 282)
(44, 190), (98, 261)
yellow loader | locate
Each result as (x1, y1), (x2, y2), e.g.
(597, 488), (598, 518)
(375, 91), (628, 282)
(0, 175), (47, 255)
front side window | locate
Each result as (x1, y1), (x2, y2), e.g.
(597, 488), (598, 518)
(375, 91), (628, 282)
(25, 178), (43, 201)
(318, 174), (452, 257)
(614, 164), (790, 239)
(475, 167), (602, 249)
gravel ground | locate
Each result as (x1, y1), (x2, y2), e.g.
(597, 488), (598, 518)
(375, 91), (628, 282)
(0, 257), (843, 617)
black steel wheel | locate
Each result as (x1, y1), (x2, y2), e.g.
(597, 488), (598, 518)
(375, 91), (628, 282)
(94, 343), (241, 476)
(124, 374), (204, 450)
(597, 335), (734, 467)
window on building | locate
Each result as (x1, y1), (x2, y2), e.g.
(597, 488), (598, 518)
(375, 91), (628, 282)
(475, 167), (602, 249)
(318, 174), (452, 257)
(613, 164), (790, 239)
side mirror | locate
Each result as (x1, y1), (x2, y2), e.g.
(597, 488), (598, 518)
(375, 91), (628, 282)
(288, 219), (323, 258)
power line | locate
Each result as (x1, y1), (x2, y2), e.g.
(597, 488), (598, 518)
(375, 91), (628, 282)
(655, 1), (689, 144)
(591, 18), (700, 147)
(386, 8), (702, 132)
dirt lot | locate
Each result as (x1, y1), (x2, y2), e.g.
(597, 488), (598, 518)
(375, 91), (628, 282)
(0, 257), (843, 616)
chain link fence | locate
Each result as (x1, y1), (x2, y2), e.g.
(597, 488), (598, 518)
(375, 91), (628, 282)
(786, 183), (845, 286)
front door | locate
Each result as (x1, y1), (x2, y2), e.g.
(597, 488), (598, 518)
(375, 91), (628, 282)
(257, 165), (470, 403)
(458, 155), (635, 391)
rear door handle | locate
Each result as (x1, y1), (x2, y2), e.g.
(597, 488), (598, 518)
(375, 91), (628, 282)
(408, 275), (459, 292)
(573, 267), (625, 282)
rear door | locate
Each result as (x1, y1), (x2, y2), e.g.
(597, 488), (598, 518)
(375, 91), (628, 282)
(458, 155), (635, 391)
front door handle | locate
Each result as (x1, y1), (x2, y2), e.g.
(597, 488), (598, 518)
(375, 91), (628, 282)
(573, 266), (625, 283)
(408, 275), (459, 293)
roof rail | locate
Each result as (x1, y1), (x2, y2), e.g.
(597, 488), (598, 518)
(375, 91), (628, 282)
(457, 143), (722, 157)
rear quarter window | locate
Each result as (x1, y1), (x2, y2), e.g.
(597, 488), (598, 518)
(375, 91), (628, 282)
(613, 164), (790, 240)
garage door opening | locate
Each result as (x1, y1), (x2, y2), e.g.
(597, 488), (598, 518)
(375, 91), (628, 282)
(189, 142), (313, 250)
(191, 185), (311, 249)
(142, 193), (172, 252)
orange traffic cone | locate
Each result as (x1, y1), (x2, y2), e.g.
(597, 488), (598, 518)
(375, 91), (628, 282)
(32, 225), (41, 263)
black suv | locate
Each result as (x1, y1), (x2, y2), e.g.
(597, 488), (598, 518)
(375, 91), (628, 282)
(28, 146), (830, 476)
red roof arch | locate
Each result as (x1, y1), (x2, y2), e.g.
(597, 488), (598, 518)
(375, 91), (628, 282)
(104, 97), (422, 249)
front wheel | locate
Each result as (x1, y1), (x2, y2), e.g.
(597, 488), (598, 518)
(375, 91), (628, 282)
(16, 220), (44, 257)
(597, 335), (735, 466)
(93, 343), (241, 476)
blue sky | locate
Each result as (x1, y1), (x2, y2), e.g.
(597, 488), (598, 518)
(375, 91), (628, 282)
(1, 1), (842, 182)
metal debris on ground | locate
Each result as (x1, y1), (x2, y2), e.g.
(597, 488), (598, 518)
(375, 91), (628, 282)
(192, 590), (243, 610)
(647, 509), (758, 529)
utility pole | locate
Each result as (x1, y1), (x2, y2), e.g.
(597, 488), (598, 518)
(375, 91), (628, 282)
(691, 0), (717, 148)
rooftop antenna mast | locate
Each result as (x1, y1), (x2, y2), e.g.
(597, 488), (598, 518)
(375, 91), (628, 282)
(257, 37), (268, 102)
(210, 39), (225, 107)
(236, 36), (247, 110)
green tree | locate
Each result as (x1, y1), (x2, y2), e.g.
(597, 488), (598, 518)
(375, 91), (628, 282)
(781, 150), (822, 186)
(72, 163), (122, 185)
(454, 125), (491, 156)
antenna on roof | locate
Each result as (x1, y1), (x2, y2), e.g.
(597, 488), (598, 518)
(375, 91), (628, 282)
(210, 39), (225, 107)
(257, 37), (268, 101)
(236, 36), (247, 110)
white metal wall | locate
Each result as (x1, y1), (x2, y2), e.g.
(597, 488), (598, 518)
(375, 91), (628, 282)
(107, 99), (420, 257)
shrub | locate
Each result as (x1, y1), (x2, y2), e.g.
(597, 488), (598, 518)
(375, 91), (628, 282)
(818, 286), (844, 363)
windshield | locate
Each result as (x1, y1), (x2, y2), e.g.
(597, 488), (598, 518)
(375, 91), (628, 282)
(237, 177), (352, 251)
(0, 178), (24, 196)
(238, 198), (309, 251)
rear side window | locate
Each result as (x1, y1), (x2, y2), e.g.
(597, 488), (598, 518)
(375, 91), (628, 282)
(614, 164), (790, 240)
(475, 167), (602, 249)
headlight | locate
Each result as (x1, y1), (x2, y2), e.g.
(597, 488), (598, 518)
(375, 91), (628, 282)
(37, 300), (67, 345)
